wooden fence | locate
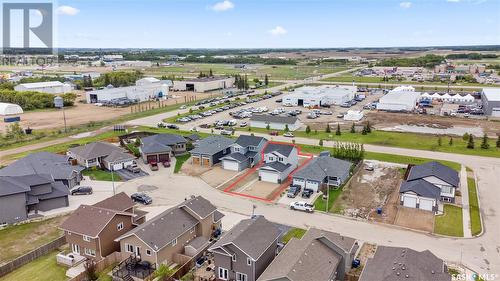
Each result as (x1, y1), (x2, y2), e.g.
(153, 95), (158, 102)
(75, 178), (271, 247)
(68, 252), (123, 281)
(0, 236), (66, 278)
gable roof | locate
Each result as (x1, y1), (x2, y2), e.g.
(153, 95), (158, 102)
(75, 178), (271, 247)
(209, 216), (280, 260)
(234, 135), (267, 148)
(0, 176), (32, 196)
(69, 142), (125, 160)
(141, 134), (186, 154)
(250, 114), (298, 125)
(293, 156), (352, 182)
(400, 179), (441, 200)
(407, 162), (459, 187)
(190, 135), (234, 156)
(93, 192), (135, 212)
(179, 195), (218, 219)
(260, 162), (291, 173)
(220, 152), (249, 163)
(359, 246), (451, 281)
(103, 150), (135, 163)
(264, 143), (295, 157)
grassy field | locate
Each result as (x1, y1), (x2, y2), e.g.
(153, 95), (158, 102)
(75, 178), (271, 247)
(0, 249), (67, 281)
(0, 216), (66, 263)
(82, 169), (122, 181)
(364, 151), (462, 171)
(434, 204), (464, 237)
(174, 153), (191, 173)
(467, 177), (482, 236)
(321, 75), (486, 88)
(282, 228), (306, 244)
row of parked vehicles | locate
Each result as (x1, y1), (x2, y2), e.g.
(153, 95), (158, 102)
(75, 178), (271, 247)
(70, 185), (153, 205)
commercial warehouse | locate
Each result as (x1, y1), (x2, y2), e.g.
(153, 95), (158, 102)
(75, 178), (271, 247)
(250, 114), (301, 131)
(14, 81), (73, 94)
(282, 85), (357, 107)
(377, 87), (421, 112)
(85, 80), (170, 103)
(481, 88), (500, 117)
(173, 76), (235, 93)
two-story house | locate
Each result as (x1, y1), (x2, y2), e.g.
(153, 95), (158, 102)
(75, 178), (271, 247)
(139, 133), (187, 164)
(60, 192), (147, 260)
(209, 216), (281, 281)
(220, 135), (267, 171)
(400, 161), (460, 213)
(258, 143), (298, 183)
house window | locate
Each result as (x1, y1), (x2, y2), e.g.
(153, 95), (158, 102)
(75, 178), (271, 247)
(218, 267), (228, 280)
(268, 157), (274, 161)
(278, 157), (284, 162)
(236, 272), (247, 281)
(234, 147), (240, 152)
(125, 244), (134, 253)
(83, 235), (91, 242)
(117, 222), (124, 231)
(246, 257), (252, 266)
(146, 249), (152, 256)
(84, 248), (96, 257)
(172, 238), (177, 247)
(232, 254), (236, 262)
(249, 146), (255, 151)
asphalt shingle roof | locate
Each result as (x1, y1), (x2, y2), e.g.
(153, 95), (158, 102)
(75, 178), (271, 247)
(407, 162), (459, 187)
(69, 142), (125, 160)
(60, 205), (129, 237)
(399, 179), (441, 200)
(0, 176), (32, 196)
(234, 135), (266, 147)
(103, 150), (135, 163)
(93, 192), (135, 212)
(221, 152), (249, 163)
(293, 156), (352, 182)
(250, 114), (298, 125)
(260, 162), (291, 172)
(140, 134), (186, 154)
(190, 135), (234, 156)
(264, 143), (295, 157)
(180, 196), (218, 219)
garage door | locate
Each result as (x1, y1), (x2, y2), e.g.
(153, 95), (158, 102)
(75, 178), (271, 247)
(293, 178), (305, 188)
(305, 180), (319, 192)
(202, 158), (210, 167)
(147, 155), (158, 164)
(419, 198), (434, 211)
(260, 171), (280, 183)
(403, 196), (417, 208)
(492, 108), (500, 117)
(223, 160), (240, 171)
(158, 153), (170, 163)
(192, 156), (201, 165)
(112, 163), (123, 171)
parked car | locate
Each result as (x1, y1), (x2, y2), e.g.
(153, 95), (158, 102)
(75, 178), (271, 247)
(301, 188), (314, 198)
(149, 162), (159, 171)
(157, 122), (166, 128)
(166, 124), (179, 129)
(221, 129), (233, 136)
(131, 193), (152, 205)
(365, 163), (374, 171)
(126, 164), (140, 173)
(336, 113), (344, 118)
(290, 201), (313, 213)
(162, 161), (171, 168)
(70, 186), (93, 195)
(269, 131), (279, 136)
(283, 132), (294, 138)
(180, 105), (187, 109)
(287, 185), (301, 198)
(239, 122), (248, 127)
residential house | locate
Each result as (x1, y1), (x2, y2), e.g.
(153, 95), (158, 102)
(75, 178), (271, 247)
(115, 196), (224, 268)
(60, 192), (147, 260)
(68, 142), (135, 171)
(0, 151), (84, 188)
(139, 134), (187, 163)
(292, 155), (352, 193)
(0, 174), (69, 225)
(250, 115), (301, 131)
(258, 228), (359, 281)
(209, 216), (281, 281)
(221, 135), (267, 171)
(359, 246), (452, 281)
(400, 162), (459, 212)
(190, 136), (234, 167)
(258, 143), (298, 183)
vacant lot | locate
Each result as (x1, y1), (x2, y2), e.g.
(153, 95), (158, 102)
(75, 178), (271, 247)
(199, 166), (240, 189)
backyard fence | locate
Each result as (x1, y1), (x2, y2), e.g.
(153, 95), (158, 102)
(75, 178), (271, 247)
(0, 236), (66, 278)
(68, 252), (123, 281)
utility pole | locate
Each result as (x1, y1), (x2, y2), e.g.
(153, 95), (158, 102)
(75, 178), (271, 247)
(110, 162), (116, 195)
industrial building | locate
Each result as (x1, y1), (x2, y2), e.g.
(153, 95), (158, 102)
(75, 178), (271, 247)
(173, 76), (235, 93)
(14, 81), (74, 94)
(282, 85), (357, 107)
(481, 88), (500, 117)
(376, 86), (421, 112)
(250, 114), (301, 131)
(85, 78), (170, 103)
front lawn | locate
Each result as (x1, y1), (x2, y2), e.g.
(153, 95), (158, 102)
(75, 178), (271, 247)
(434, 204), (464, 237)
(282, 228), (306, 244)
(82, 169), (122, 181)
(0, 249), (67, 281)
(313, 187), (344, 213)
(467, 177), (482, 236)
(174, 153), (191, 173)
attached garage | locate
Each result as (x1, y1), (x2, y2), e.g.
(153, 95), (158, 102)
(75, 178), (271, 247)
(418, 198), (435, 211)
(147, 155), (158, 163)
(292, 178), (305, 188)
(305, 180), (320, 192)
(222, 160), (240, 171)
(158, 153), (170, 163)
(403, 196), (417, 208)
(192, 156), (201, 165)
(202, 157), (211, 167)
(260, 170), (280, 183)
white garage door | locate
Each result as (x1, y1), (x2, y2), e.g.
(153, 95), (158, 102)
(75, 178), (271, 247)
(260, 171), (280, 183)
(305, 180), (319, 192)
(293, 178), (305, 188)
(492, 108), (500, 117)
(419, 198), (434, 211)
(223, 160), (240, 171)
(403, 196), (417, 208)
(112, 163), (123, 171)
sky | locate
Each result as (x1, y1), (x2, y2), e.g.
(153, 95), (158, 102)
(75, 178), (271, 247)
(11, 0), (500, 48)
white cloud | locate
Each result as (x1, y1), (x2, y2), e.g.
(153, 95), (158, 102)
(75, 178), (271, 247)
(269, 26), (287, 36)
(56, 5), (80, 16)
(211, 1), (235, 12)
(399, 2), (412, 8)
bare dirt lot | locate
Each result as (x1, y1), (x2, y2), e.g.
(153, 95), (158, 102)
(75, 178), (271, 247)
(199, 166), (240, 188)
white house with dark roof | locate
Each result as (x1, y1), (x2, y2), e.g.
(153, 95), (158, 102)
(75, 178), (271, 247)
(68, 142), (135, 171)
(292, 155), (352, 193)
(220, 135), (267, 171)
(250, 114), (301, 131)
(258, 143), (298, 183)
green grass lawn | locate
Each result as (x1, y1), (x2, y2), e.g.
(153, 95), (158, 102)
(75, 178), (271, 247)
(82, 169), (122, 181)
(467, 177), (482, 236)
(0, 249), (67, 281)
(434, 204), (464, 237)
(282, 228), (306, 244)
(174, 153), (191, 173)
(126, 143), (140, 157)
(313, 187), (344, 212)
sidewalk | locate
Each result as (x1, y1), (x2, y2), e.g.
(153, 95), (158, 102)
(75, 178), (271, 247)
(460, 165), (472, 238)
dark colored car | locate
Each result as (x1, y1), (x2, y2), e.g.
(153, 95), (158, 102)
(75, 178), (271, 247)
(131, 193), (152, 205)
(71, 186), (93, 195)
(287, 185), (301, 198)
(269, 131), (279, 136)
(166, 124), (179, 129)
(301, 188), (314, 198)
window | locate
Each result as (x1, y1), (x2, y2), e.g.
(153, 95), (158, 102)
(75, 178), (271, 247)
(117, 222), (124, 231)
(232, 254), (237, 262)
(146, 249), (152, 256)
(246, 257), (252, 266)
(83, 235), (91, 242)
(218, 267), (228, 280)
(236, 272), (247, 281)
(125, 244), (134, 253)
(249, 146), (255, 151)
(268, 157), (274, 161)
(172, 238), (177, 247)
(234, 147), (240, 152)
(278, 157), (284, 162)
(84, 248), (96, 257)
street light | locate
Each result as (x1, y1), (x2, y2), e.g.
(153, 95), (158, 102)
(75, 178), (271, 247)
(324, 168), (329, 212)
(54, 96), (67, 133)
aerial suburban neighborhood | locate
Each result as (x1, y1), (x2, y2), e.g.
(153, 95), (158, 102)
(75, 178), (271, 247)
(0, 1), (499, 281)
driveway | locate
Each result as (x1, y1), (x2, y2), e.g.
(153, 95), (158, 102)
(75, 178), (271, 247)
(394, 206), (435, 233)
(115, 168), (149, 181)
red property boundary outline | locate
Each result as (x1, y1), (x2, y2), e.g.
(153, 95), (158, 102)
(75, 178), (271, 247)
(223, 141), (314, 202)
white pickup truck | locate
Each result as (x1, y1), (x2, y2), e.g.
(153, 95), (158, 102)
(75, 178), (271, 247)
(289, 201), (314, 213)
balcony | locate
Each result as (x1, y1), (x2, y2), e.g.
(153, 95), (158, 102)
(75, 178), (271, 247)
(112, 254), (156, 280)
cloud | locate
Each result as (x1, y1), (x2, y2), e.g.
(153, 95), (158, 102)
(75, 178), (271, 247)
(399, 2), (412, 8)
(269, 26), (287, 36)
(56, 5), (80, 16)
(211, 1), (235, 12)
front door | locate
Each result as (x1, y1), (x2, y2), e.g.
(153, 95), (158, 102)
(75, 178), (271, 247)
(134, 246), (140, 257)
(72, 244), (80, 254)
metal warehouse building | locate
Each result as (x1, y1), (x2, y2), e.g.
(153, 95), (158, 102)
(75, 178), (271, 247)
(14, 81), (73, 94)
(481, 88), (500, 117)
(282, 85), (357, 107)
(250, 114), (301, 131)
(86, 82), (170, 103)
(173, 76), (235, 93)
(377, 88), (421, 112)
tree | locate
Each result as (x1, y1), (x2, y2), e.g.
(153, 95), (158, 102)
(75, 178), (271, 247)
(449, 137), (453, 146)
(134, 138), (141, 147)
(325, 124), (331, 133)
(284, 124), (289, 132)
(209, 68), (213, 77)
(154, 264), (175, 281)
(335, 123), (341, 136)
(319, 139), (324, 147)
(463, 132), (470, 141)
(361, 126), (368, 135)
(4, 122), (24, 140)
(437, 137), (442, 146)
(350, 123), (355, 133)
(264, 74), (269, 86)
(366, 121), (372, 133)
(467, 134), (475, 149)
(305, 125), (311, 135)
(497, 136), (500, 148)
(84, 260), (98, 281)
(266, 124), (271, 131)
(480, 133), (489, 149)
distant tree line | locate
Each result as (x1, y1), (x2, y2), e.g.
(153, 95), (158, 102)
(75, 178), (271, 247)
(183, 56), (297, 65)
(445, 53), (498, 60)
(0, 90), (76, 110)
(377, 54), (445, 68)
(19, 76), (65, 84)
(94, 70), (143, 87)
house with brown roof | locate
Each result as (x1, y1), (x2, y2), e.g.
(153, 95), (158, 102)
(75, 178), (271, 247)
(60, 192), (146, 260)
(258, 228), (359, 281)
(209, 216), (281, 281)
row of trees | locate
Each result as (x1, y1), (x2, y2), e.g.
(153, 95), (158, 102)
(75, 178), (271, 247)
(94, 70), (143, 87)
(234, 74), (249, 90)
(0, 90), (76, 110)
(183, 55), (297, 65)
(377, 54), (445, 68)
(330, 142), (365, 162)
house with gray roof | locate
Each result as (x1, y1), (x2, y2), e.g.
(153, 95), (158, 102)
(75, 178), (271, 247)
(209, 216), (281, 281)
(139, 134), (187, 164)
(250, 114), (301, 131)
(258, 143), (298, 183)
(115, 196), (223, 268)
(292, 155), (352, 193)
(221, 135), (267, 171)
(359, 246), (451, 281)
(68, 142), (135, 171)
(190, 135), (234, 167)
(400, 162), (460, 212)
(258, 228), (359, 281)
(0, 174), (69, 224)
(0, 151), (84, 188)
